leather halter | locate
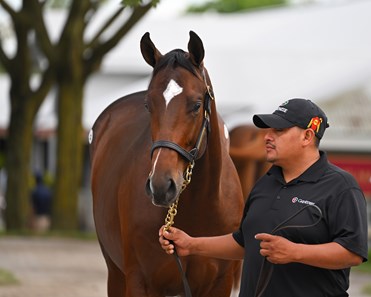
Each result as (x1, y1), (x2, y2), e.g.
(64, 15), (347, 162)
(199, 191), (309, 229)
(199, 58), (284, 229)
(149, 71), (214, 297)
(150, 77), (214, 163)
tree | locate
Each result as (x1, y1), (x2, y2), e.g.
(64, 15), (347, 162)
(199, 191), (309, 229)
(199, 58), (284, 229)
(187, 0), (286, 13)
(52, 0), (157, 229)
(0, 0), (158, 230)
(0, 1), (55, 229)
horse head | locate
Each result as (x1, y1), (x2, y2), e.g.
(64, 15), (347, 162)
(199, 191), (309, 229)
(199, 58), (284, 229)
(141, 31), (213, 207)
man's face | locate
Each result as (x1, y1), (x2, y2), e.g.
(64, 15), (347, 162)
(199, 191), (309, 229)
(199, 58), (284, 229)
(264, 126), (305, 167)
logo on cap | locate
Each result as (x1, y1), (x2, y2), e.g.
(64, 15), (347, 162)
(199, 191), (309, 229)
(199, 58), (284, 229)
(307, 117), (322, 133)
(277, 106), (288, 113)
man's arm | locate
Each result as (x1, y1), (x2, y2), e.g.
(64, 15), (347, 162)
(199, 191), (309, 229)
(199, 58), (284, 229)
(159, 226), (244, 260)
(255, 233), (363, 269)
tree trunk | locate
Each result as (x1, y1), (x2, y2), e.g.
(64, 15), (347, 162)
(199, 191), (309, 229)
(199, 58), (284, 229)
(51, 0), (88, 230)
(46, 0), (155, 230)
(52, 82), (84, 230)
(1, 0), (156, 232)
(5, 100), (36, 230)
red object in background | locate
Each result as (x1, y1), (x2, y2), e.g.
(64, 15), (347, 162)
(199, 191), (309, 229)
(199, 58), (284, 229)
(329, 156), (371, 197)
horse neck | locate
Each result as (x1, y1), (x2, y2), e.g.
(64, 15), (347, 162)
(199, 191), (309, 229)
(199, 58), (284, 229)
(200, 71), (224, 172)
(196, 102), (224, 180)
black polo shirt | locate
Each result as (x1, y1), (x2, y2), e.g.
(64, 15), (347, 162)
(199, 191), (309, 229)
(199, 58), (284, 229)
(233, 151), (368, 297)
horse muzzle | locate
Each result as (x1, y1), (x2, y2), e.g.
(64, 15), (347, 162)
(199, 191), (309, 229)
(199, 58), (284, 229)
(145, 174), (181, 207)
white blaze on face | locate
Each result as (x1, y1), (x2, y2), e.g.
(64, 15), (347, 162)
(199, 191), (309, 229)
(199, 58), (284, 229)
(163, 79), (183, 107)
(149, 149), (161, 193)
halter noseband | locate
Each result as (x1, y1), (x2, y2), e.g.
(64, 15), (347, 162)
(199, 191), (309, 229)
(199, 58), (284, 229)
(150, 71), (214, 297)
(150, 80), (214, 163)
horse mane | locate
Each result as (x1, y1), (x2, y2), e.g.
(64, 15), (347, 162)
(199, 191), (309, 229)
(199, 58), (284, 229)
(153, 49), (199, 77)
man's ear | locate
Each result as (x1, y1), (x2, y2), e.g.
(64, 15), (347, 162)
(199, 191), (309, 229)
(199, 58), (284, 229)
(303, 129), (316, 146)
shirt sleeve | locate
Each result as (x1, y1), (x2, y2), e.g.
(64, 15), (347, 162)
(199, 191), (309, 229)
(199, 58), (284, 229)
(329, 187), (368, 262)
(232, 229), (244, 247)
(232, 198), (251, 247)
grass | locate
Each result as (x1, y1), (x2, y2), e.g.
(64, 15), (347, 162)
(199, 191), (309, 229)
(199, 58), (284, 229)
(0, 268), (19, 286)
(363, 284), (371, 295)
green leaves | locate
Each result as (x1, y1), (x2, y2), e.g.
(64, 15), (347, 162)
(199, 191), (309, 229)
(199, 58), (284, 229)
(187, 0), (286, 13)
(122, 0), (160, 8)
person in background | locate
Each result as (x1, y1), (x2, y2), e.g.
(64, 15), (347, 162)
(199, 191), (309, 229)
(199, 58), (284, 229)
(31, 172), (53, 233)
(159, 98), (368, 297)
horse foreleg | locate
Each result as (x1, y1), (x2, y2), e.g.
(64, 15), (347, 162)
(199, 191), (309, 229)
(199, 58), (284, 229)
(101, 247), (126, 297)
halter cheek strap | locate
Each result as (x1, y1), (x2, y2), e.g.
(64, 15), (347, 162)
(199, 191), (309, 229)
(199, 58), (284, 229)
(151, 70), (214, 297)
(150, 86), (213, 163)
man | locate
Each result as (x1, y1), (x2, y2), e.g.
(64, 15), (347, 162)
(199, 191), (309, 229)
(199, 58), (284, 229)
(159, 98), (368, 297)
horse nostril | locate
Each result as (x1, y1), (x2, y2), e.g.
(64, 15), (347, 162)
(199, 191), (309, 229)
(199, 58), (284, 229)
(145, 178), (152, 195)
(167, 178), (176, 198)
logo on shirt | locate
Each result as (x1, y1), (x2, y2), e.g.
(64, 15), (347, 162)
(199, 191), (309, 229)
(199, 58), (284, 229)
(291, 197), (315, 205)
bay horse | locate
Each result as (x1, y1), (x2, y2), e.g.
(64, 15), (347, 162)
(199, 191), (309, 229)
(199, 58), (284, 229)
(228, 125), (271, 199)
(90, 31), (244, 296)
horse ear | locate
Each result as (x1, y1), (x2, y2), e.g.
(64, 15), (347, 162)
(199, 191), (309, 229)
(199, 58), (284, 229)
(140, 32), (163, 68)
(188, 31), (205, 67)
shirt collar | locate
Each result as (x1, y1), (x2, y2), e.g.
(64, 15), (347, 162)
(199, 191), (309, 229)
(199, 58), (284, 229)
(268, 151), (328, 184)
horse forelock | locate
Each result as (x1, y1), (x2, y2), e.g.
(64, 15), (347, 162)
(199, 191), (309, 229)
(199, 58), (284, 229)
(152, 49), (199, 78)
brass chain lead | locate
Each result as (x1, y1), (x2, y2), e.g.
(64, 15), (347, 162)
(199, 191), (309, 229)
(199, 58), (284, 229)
(164, 161), (195, 232)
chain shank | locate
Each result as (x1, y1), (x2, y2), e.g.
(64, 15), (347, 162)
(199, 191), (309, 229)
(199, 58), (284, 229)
(164, 161), (194, 231)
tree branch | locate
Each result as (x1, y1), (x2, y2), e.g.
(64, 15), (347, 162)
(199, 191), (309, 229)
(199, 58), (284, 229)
(86, 6), (125, 49)
(59, 0), (91, 44)
(32, 66), (55, 110)
(85, 2), (153, 75)
(0, 1), (15, 72)
(28, 0), (55, 61)
(0, 0), (17, 19)
(0, 39), (11, 72)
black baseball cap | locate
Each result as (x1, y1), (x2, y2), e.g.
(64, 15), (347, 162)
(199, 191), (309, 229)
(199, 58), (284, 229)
(253, 98), (329, 139)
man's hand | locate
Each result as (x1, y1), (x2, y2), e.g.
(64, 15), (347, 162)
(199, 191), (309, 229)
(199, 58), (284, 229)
(159, 226), (192, 256)
(255, 233), (296, 264)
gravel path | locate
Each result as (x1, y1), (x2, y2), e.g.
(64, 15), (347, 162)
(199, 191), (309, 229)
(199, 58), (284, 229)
(0, 237), (106, 297)
(0, 236), (369, 297)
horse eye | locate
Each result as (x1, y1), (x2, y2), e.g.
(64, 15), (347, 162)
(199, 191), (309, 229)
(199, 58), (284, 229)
(144, 100), (150, 111)
(193, 102), (202, 113)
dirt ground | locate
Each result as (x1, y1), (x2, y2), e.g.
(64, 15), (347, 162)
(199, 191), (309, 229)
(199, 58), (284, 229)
(0, 236), (106, 297)
(0, 236), (369, 297)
